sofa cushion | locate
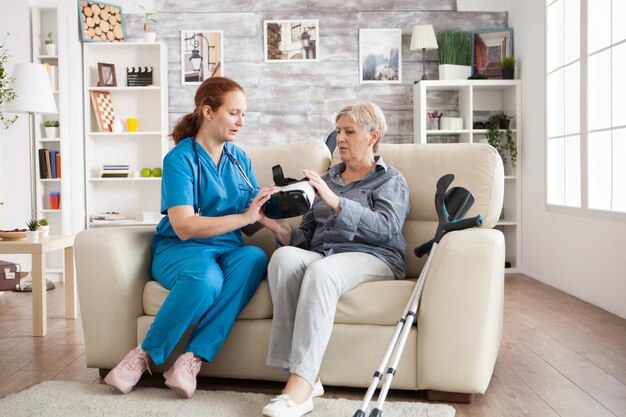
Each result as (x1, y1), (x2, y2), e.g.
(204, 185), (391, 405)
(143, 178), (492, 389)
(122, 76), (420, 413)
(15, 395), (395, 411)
(143, 278), (417, 325)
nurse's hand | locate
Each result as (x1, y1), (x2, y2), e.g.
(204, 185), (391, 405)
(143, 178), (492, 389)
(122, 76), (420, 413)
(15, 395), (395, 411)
(242, 186), (275, 224)
(302, 169), (340, 213)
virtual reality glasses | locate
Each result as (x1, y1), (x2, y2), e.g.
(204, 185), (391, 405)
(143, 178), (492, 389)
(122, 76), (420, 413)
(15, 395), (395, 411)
(264, 165), (316, 219)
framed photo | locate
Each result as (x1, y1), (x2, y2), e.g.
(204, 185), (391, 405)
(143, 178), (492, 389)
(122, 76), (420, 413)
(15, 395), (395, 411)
(181, 30), (224, 85)
(90, 90), (116, 132)
(264, 20), (319, 62)
(471, 28), (513, 78)
(97, 63), (116, 87)
(79, 1), (125, 43)
(359, 28), (402, 84)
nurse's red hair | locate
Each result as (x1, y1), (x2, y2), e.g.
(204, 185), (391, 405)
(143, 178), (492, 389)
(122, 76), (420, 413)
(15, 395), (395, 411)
(171, 77), (244, 144)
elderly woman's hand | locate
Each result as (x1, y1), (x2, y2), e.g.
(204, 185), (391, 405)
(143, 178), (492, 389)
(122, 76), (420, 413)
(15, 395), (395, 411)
(302, 169), (340, 213)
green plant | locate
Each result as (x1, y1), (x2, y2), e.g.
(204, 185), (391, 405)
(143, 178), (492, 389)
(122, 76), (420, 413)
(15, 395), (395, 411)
(38, 218), (49, 226)
(44, 120), (59, 128)
(500, 55), (516, 70)
(138, 4), (156, 32)
(0, 35), (18, 130)
(485, 112), (517, 167)
(436, 30), (472, 66)
(44, 32), (54, 45)
(26, 219), (40, 231)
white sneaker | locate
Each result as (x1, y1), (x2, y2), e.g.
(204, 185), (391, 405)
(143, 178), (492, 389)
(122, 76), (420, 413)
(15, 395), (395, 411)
(312, 378), (324, 398)
(262, 394), (314, 417)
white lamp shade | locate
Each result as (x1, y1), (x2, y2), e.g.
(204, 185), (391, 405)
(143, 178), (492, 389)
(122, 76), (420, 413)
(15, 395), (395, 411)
(410, 25), (438, 50)
(3, 63), (57, 114)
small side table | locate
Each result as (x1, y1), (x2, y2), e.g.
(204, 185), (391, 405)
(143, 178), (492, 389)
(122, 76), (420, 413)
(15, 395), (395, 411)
(0, 235), (77, 336)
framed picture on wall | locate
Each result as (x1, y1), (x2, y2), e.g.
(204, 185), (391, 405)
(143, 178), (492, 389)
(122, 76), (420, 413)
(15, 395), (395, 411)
(471, 28), (513, 79)
(359, 28), (402, 84)
(79, 1), (125, 43)
(264, 20), (319, 62)
(181, 30), (224, 85)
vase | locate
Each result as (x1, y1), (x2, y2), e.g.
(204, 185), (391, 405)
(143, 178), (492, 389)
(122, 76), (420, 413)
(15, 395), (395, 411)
(502, 68), (514, 79)
(144, 32), (157, 42)
(39, 225), (50, 237)
(45, 44), (57, 56)
(438, 64), (471, 80)
(44, 127), (58, 139)
(27, 231), (40, 243)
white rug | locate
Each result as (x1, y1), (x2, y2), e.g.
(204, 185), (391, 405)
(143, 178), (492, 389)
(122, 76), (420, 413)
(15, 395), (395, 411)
(0, 381), (455, 417)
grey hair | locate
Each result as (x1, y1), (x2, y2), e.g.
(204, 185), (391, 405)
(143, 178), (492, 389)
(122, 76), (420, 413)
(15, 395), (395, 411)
(335, 101), (387, 151)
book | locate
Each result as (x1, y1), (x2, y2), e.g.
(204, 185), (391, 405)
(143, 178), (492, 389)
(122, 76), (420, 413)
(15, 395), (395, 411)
(44, 149), (52, 179)
(38, 149), (48, 178)
(56, 153), (61, 178)
(50, 151), (58, 178)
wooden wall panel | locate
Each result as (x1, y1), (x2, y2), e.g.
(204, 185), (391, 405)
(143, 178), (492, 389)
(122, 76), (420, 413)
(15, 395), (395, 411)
(142, 1), (507, 146)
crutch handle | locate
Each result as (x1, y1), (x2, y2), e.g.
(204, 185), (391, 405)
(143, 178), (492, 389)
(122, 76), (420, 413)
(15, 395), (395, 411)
(414, 239), (434, 258)
(442, 214), (483, 234)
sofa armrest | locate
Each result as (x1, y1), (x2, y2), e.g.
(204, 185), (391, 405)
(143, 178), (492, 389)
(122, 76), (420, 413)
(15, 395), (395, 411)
(417, 228), (505, 394)
(75, 226), (155, 369)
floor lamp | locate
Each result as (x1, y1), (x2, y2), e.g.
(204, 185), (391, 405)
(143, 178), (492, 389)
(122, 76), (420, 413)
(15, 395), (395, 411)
(410, 25), (438, 82)
(3, 63), (57, 220)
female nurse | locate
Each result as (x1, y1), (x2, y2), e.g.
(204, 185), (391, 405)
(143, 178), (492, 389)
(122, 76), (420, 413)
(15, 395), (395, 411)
(104, 77), (275, 398)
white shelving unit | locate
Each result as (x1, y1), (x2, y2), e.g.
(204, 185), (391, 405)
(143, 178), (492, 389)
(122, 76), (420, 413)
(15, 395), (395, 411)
(83, 42), (168, 229)
(31, 4), (71, 276)
(413, 80), (522, 273)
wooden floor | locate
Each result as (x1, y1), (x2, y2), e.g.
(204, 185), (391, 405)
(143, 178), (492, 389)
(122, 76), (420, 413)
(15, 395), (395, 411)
(0, 274), (625, 416)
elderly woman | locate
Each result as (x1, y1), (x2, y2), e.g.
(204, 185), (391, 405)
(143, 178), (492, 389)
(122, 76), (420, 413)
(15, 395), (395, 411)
(258, 101), (410, 417)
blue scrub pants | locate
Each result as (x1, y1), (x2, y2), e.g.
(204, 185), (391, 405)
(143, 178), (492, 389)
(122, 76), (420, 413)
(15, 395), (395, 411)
(143, 244), (267, 365)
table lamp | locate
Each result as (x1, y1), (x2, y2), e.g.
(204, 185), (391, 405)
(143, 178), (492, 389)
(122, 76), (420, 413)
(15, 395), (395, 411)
(3, 63), (58, 220)
(410, 25), (438, 82)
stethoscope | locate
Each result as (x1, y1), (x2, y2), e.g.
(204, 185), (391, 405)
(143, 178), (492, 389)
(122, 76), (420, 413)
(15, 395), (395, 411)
(192, 138), (258, 216)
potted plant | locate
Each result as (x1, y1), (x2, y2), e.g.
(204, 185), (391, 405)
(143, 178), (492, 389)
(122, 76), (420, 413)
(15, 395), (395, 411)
(44, 32), (56, 56)
(436, 30), (472, 80)
(139, 5), (157, 42)
(38, 218), (49, 237)
(0, 36), (18, 130)
(485, 112), (517, 167)
(500, 55), (516, 79)
(26, 219), (40, 243)
(43, 120), (59, 138)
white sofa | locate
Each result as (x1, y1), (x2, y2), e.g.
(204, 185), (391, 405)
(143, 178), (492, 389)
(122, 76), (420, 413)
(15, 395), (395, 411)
(75, 140), (504, 402)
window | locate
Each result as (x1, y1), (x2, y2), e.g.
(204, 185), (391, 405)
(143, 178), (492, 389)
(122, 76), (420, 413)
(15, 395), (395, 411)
(546, 0), (626, 213)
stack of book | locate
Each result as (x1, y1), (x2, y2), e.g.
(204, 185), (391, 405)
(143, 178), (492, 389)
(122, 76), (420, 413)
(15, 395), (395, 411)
(38, 149), (61, 179)
(100, 164), (130, 178)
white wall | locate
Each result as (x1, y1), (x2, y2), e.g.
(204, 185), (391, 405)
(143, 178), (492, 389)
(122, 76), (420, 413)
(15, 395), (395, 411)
(0, 3), (33, 268)
(509, 0), (626, 319)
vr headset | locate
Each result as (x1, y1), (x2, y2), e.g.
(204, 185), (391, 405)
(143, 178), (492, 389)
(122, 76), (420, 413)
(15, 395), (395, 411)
(264, 165), (316, 219)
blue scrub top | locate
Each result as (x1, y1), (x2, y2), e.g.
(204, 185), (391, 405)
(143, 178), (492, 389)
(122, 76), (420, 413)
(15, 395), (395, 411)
(153, 137), (259, 254)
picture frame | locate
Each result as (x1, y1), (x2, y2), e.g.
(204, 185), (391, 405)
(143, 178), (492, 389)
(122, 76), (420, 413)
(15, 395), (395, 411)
(359, 28), (402, 84)
(97, 63), (116, 87)
(264, 20), (319, 62)
(89, 90), (116, 132)
(181, 30), (224, 85)
(471, 28), (514, 79)
(79, 1), (125, 43)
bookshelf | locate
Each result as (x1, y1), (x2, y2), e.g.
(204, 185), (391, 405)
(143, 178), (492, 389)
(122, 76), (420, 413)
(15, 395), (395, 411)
(82, 42), (168, 228)
(413, 80), (522, 272)
(30, 4), (71, 276)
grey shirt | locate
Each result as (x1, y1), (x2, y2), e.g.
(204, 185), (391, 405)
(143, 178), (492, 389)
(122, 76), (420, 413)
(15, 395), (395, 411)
(290, 156), (410, 279)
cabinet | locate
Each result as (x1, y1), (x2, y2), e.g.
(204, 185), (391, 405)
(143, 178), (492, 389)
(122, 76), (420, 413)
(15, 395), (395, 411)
(413, 80), (522, 272)
(82, 42), (168, 228)
(31, 4), (71, 276)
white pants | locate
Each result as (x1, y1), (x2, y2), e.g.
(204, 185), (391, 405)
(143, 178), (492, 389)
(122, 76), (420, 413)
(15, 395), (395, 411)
(266, 246), (395, 387)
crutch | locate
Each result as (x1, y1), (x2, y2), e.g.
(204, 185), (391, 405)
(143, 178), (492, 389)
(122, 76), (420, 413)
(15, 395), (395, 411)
(353, 174), (483, 417)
